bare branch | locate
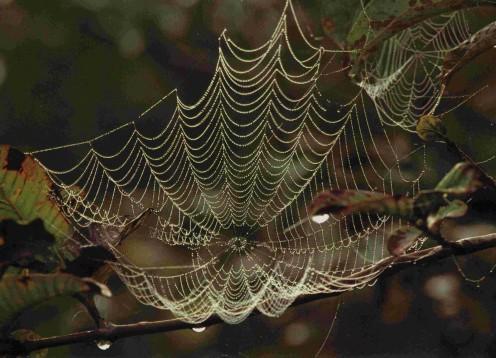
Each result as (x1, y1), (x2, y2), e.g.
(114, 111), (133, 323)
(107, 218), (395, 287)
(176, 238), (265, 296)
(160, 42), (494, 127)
(3, 232), (496, 355)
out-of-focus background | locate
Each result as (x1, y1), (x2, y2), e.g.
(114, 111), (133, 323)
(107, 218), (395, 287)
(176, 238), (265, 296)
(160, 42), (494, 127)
(1, 0), (496, 356)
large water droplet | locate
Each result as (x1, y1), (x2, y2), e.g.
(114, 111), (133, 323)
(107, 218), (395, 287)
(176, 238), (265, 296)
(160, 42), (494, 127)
(96, 340), (112, 351)
(311, 214), (330, 224)
(192, 326), (206, 333)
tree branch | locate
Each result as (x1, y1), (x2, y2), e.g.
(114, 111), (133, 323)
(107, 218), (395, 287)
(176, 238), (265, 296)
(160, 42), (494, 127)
(360, 0), (495, 56)
(2, 232), (496, 355)
(348, 0), (496, 75)
(442, 20), (496, 83)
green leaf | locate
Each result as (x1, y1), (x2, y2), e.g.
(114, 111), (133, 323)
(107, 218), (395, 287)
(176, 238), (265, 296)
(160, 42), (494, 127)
(416, 114), (447, 142)
(320, 0), (364, 47)
(309, 190), (413, 218)
(0, 145), (72, 243)
(409, 162), (483, 218)
(435, 162), (483, 194)
(0, 273), (111, 329)
(387, 226), (423, 256)
(427, 199), (468, 233)
(10, 329), (48, 358)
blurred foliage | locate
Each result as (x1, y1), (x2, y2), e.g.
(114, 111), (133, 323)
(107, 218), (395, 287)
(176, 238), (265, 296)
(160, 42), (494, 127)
(0, 0), (495, 356)
(320, 0), (362, 47)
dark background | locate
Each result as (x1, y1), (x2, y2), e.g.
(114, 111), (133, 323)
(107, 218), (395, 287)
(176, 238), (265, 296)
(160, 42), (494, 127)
(1, 0), (496, 356)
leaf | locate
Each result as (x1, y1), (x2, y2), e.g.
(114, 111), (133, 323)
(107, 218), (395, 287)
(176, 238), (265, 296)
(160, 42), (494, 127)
(0, 273), (111, 328)
(320, 0), (364, 47)
(409, 162), (483, 217)
(10, 329), (48, 358)
(416, 114), (447, 142)
(387, 226), (423, 256)
(309, 172), (476, 225)
(0, 145), (72, 243)
(427, 199), (468, 233)
(435, 162), (483, 194)
(0, 219), (60, 275)
(309, 190), (413, 218)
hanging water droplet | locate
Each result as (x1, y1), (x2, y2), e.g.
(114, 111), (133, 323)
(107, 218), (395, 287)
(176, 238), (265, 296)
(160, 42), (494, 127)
(311, 213), (330, 224)
(192, 326), (206, 333)
(96, 340), (112, 351)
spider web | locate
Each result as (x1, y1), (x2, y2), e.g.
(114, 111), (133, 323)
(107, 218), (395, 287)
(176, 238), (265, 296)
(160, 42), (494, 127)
(356, 9), (471, 130)
(28, 0), (470, 324)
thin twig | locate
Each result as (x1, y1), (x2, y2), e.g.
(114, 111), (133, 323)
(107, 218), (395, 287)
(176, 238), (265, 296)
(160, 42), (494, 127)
(3, 232), (496, 355)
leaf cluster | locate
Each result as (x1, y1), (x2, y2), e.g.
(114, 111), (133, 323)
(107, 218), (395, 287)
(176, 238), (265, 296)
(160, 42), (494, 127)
(309, 117), (496, 257)
(0, 145), (115, 356)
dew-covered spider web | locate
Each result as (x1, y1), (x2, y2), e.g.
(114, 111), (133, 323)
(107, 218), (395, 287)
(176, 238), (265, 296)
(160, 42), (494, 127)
(29, 0), (475, 324)
(356, 10), (471, 130)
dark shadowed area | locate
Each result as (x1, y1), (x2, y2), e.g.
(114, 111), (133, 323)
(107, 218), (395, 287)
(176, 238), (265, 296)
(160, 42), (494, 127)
(1, 0), (496, 356)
